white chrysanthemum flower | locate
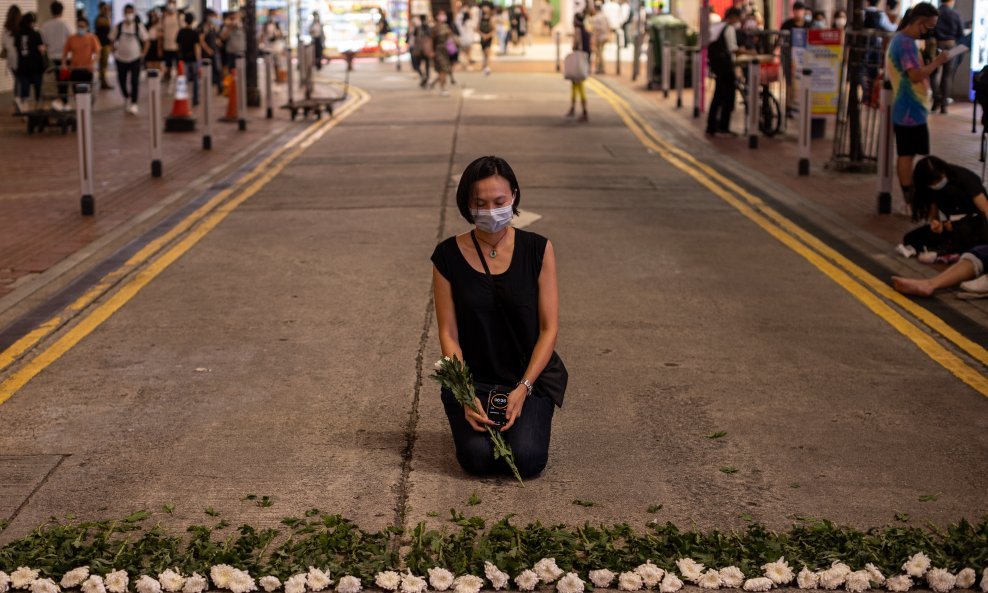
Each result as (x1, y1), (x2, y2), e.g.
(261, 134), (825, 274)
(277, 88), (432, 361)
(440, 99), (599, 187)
(979, 570), (987, 593)
(720, 567), (744, 589)
(589, 570), (616, 589)
(260, 577), (281, 593)
(284, 575), (307, 593)
(636, 562), (665, 588)
(183, 574), (207, 593)
(865, 566), (885, 587)
(698, 570), (722, 590)
(2, 572), (12, 593)
(955, 569), (975, 589)
(104, 572), (128, 593)
(136, 576), (161, 593)
(212, 566), (236, 590)
(81, 576), (105, 593)
(428, 570), (454, 592)
(927, 569), (956, 593)
(676, 560), (705, 584)
(832, 565), (852, 579)
(534, 559), (564, 584)
(819, 567), (847, 590)
(845, 570), (870, 593)
(62, 568), (90, 589)
(618, 572), (644, 592)
(158, 570), (186, 593)
(12, 568), (40, 589)
(660, 573), (683, 593)
(484, 563), (508, 591)
(400, 573), (427, 593)
(307, 568), (332, 592)
(885, 576), (913, 592)
(452, 576), (483, 593)
(743, 578), (773, 592)
(763, 559), (794, 586)
(336, 577), (361, 593)
(557, 573), (585, 593)
(797, 568), (819, 590)
(902, 554), (931, 578)
(30, 579), (59, 593)
(229, 570), (256, 593)
(375, 572), (401, 592)
(514, 571), (539, 592)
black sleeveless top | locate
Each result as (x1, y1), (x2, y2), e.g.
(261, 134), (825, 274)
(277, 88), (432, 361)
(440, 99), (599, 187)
(431, 229), (548, 386)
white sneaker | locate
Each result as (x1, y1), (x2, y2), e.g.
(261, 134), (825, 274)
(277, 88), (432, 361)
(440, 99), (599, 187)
(51, 98), (65, 111)
(439, 90), (450, 97)
(483, 66), (491, 76)
(127, 103), (139, 115)
(959, 274), (988, 294)
(13, 97), (26, 113)
(895, 243), (917, 258)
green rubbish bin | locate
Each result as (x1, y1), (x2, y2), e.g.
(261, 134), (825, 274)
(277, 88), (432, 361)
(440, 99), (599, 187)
(646, 15), (688, 90)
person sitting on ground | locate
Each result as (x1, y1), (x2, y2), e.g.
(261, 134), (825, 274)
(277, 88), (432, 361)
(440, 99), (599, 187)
(431, 156), (562, 479)
(892, 245), (988, 297)
(899, 156), (988, 258)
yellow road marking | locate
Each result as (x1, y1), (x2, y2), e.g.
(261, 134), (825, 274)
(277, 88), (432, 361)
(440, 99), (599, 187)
(589, 78), (988, 369)
(0, 88), (370, 406)
(586, 78), (988, 397)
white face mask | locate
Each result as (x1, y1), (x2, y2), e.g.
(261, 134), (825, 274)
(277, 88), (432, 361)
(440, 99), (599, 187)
(472, 202), (514, 233)
(834, 17), (846, 27)
(125, 13), (135, 22)
(929, 177), (948, 191)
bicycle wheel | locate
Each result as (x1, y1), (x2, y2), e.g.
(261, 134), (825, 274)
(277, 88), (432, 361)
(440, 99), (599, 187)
(759, 91), (782, 137)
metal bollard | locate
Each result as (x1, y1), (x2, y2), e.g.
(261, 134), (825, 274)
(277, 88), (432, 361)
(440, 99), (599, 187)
(75, 83), (95, 216)
(286, 43), (294, 107)
(747, 59), (760, 149)
(675, 45), (685, 109)
(235, 55), (247, 131)
(692, 48), (701, 118)
(201, 59), (212, 150)
(876, 79), (894, 214)
(555, 31), (561, 72)
(661, 45), (671, 98)
(265, 54), (273, 119)
(148, 69), (163, 177)
(797, 68), (811, 175)
(615, 36), (621, 76)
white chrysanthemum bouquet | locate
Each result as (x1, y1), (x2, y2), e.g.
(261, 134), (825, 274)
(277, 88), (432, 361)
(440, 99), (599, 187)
(431, 355), (523, 485)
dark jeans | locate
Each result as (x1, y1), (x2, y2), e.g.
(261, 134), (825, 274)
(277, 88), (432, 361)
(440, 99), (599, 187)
(412, 52), (430, 84)
(707, 67), (736, 133)
(932, 42), (956, 111)
(441, 384), (554, 479)
(183, 59), (199, 106)
(17, 71), (43, 100)
(117, 59), (141, 103)
(313, 38), (323, 70)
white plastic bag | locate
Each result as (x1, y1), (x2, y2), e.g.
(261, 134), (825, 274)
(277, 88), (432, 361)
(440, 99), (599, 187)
(563, 52), (590, 81)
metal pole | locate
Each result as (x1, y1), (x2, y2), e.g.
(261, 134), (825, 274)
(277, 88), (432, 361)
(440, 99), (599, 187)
(555, 31), (561, 72)
(265, 53), (274, 118)
(661, 45), (671, 98)
(876, 79), (894, 214)
(236, 54), (247, 131)
(747, 59), (759, 149)
(615, 36), (621, 76)
(148, 69), (163, 178)
(632, 24), (643, 81)
(286, 38), (294, 107)
(692, 47), (701, 117)
(202, 59), (212, 150)
(75, 83), (95, 216)
(675, 44), (684, 108)
(797, 68), (811, 175)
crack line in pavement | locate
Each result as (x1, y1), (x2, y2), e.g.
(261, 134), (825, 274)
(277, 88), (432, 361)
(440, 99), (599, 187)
(5, 454), (69, 524)
(391, 92), (466, 553)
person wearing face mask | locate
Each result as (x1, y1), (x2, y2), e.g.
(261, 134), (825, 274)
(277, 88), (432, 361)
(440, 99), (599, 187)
(62, 17), (101, 91)
(430, 10), (454, 96)
(898, 156), (988, 258)
(832, 10), (848, 30)
(431, 156), (563, 479)
(110, 5), (147, 114)
(160, 0), (180, 84)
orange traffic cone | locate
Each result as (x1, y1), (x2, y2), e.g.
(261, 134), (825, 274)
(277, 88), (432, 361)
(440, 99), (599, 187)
(165, 61), (196, 132)
(220, 66), (239, 122)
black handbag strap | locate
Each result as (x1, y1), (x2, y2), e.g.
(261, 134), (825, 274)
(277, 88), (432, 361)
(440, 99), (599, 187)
(470, 231), (494, 277)
(470, 230), (529, 366)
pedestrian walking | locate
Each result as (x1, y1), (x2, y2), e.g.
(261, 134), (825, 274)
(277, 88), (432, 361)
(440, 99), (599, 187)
(496, 7), (509, 55)
(375, 8), (390, 61)
(259, 11), (285, 79)
(176, 11), (200, 105)
(706, 8), (742, 136)
(160, 0), (180, 83)
(455, 7), (474, 67)
(220, 10), (245, 79)
(39, 1), (69, 102)
(780, 1), (809, 116)
(565, 11), (590, 122)
(539, 1), (552, 36)
(410, 15), (432, 87)
(931, 0), (963, 113)
(430, 10), (454, 96)
(431, 155), (562, 479)
(62, 16), (100, 91)
(478, 4), (494, 75)
(110, 3), (147, 114)
(94, 2), (112, 89)
(886, 2), (950, 211)
(309, 11), (323, 70)
(144, 9), (164, 72)
(14, 12), (45, 111)
(589, 3), (609, 74)
(199, 9), (221, 90)
(2, 4), (22, 107)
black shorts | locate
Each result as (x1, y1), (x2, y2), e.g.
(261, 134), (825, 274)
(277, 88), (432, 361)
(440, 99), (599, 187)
(480, 38), (492, 50)
(893, 123), (930, 157)
(163, 50), (178, 66)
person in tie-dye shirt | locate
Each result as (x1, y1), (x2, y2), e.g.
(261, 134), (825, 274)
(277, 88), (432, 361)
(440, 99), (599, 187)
(886, 2), (950, 213)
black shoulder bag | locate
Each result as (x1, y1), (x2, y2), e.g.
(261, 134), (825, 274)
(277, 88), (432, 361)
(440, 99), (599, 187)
(470, 231), (568, 407)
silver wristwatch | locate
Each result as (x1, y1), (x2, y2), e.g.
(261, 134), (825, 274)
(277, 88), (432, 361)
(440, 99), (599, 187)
(518, 379), (533, 396)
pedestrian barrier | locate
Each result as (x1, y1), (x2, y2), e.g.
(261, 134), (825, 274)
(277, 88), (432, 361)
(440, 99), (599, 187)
(747, 60), (760, 149)
(75, 83), (95, 216)
(164, 61), (196, 132)
(236, 55), (247, 131)
(265, 54), (274, 119)
(691, 46), (701, 118)
(615, 38), (622, 76)
(661, 45), (671, 98)
(202, 59), (213, 150)
(797, 68), (812, 176)
(148, 70), (163, 177)
(830, 30), (892, 171)
(674, 45), (684, 109)
(876, 79), (895, 214)
(555, 31), (561, 73)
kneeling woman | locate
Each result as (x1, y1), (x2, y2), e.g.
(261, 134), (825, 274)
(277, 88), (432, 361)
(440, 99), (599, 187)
(431, 156), (560, 479)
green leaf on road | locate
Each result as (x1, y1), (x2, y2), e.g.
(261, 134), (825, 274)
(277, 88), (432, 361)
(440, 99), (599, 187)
(646, 504), (663, 513)
(467, 492), (481, 506)
(572, 499), (597, 507)
(123, 510), (150, 523)
(258, 496), (274, 508)
(895, 512), (911, 522)
(205, 507), (220, 516)
(720, 466), (739, 474)
(163, 503), (175, 514)
(739, 512), (754, 522)
(919, 493), (940, 502)
(242, 494), (258, 501)
(707, 431), (727, 439)
(789, 482), (800, 489)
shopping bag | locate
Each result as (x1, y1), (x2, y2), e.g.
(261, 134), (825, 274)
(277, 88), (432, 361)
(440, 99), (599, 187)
(563, 52), (589, 81)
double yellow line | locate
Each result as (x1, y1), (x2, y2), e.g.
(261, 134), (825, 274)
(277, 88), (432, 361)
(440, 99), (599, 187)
(587, 78), (988, 397)
(0, 86), (370, 406)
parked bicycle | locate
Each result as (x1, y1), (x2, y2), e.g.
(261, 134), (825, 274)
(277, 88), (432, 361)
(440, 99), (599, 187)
(736, 59), (783, 137)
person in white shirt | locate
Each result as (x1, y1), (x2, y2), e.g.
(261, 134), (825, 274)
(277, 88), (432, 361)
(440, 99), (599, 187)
(601, 0), (621, 33)
(706, 8), (743, 136)
(589, 2), (609, 74)
(40, 1), (70, 100)
(455, 7), (475, 66)
(309, 12), (323, 70)
(618, 0), (632, 47)
(110, 3), (147, 113)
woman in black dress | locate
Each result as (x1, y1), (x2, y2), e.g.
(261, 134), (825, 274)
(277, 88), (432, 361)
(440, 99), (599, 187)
(431, 156), (560, 479)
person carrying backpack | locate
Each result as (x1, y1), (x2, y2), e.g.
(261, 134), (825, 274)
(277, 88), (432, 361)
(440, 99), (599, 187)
(706, 8), (742, 136)
(110, 4), (147, 114)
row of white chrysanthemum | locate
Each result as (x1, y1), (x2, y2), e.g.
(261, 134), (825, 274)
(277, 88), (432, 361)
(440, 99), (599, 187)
(1, 554), (986, 593)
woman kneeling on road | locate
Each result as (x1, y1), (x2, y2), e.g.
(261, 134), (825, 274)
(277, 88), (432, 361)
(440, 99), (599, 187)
(431, 156), (562, 479)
